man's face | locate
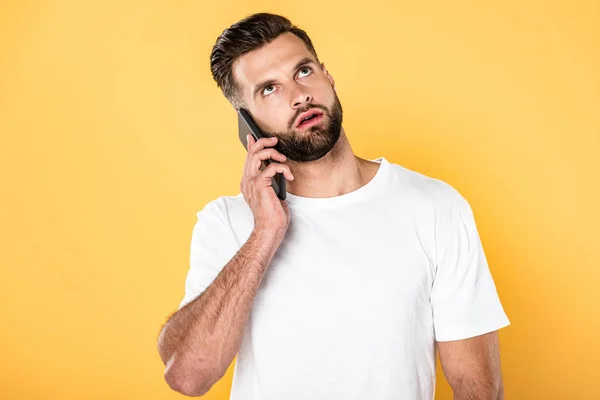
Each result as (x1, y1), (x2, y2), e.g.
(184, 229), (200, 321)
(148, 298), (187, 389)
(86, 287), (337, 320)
(232, 32), (343, 162)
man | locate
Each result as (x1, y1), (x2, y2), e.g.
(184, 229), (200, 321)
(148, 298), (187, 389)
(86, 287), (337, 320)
(157, 12), (510, 400)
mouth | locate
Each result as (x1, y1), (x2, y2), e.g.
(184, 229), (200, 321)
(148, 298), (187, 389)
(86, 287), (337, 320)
(296, 110), (324, 129)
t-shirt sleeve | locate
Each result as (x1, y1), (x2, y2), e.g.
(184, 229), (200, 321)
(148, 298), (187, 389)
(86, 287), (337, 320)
(178, 198), (240, 310)
(430, 188), (510, 341)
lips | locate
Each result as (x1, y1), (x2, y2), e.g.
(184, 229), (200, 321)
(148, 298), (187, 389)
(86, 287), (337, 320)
(296, 109), (324, 128)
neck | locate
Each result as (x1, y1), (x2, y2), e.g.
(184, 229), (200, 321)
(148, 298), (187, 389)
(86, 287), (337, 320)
(284, 127), (380, 199)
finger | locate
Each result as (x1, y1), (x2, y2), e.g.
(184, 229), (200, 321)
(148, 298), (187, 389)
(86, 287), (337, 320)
(259, 162), (294, 182)
(246, 134), (254, 151)
(249, 136), (278, 154)
(254, 148), (287, 164)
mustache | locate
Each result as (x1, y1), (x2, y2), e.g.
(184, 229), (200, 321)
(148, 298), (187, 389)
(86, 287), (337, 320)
(289, 104), (329, 130)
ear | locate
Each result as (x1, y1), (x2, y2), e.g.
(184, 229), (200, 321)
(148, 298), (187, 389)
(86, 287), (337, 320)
(321, 62), (335, 90)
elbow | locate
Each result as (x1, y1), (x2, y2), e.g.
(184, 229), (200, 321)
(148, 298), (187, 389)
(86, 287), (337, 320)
(164, 358), (213, 397)
(168, 378), (210, 397)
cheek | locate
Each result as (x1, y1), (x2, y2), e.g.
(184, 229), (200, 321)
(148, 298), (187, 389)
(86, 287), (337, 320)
(269, 95), (288, 109)
(256, 108), (293, 133)
(307, 79), (335, 103)
(310, 75), (334, 91)
(315, 89), (335, 110)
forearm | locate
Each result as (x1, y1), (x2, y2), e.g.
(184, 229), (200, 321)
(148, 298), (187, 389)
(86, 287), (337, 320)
(158, 227), (283, 395)
(452, 374), (504, 400)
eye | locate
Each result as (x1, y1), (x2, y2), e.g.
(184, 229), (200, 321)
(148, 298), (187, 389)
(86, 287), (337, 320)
(262, 84), (276, 96)
(297, 66), (312, 78)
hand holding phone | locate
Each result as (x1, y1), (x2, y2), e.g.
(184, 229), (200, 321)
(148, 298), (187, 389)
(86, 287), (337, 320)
(238, 108), (287, 200)
(238, 109), (294, 235)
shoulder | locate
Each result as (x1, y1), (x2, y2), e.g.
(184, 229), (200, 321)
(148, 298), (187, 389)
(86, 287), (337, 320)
(196, 193), (247, 219)
(194, 193), (253, 240)
(385, 160), (470, 214)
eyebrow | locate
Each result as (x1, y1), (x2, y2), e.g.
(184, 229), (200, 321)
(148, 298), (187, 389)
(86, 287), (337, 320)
(252, 57), (317, 99)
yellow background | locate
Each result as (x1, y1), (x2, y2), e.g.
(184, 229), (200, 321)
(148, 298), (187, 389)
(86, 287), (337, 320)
(1, 1), (598, 398)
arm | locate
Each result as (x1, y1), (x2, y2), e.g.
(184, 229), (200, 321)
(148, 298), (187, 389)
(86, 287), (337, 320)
(157, 227), (284, 397)
(437, 330), (505, 400)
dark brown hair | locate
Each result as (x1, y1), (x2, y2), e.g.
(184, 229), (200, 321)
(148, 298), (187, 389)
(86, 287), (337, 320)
(210, 13), (320, 108)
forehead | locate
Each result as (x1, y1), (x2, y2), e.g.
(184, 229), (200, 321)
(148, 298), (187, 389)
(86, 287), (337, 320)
(232, 32), (316, 94)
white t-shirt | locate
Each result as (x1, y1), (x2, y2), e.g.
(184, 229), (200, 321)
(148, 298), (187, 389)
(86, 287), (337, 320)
(178, 156), (510, 400)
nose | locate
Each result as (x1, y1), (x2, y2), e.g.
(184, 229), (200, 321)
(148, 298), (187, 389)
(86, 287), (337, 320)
(290, 83), (313, 109)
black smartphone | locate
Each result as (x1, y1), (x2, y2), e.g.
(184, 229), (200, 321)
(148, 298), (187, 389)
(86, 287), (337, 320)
(238, 108), (287, 201)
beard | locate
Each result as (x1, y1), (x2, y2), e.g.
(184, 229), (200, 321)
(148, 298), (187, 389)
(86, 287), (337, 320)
(260, 91), (343, 162)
